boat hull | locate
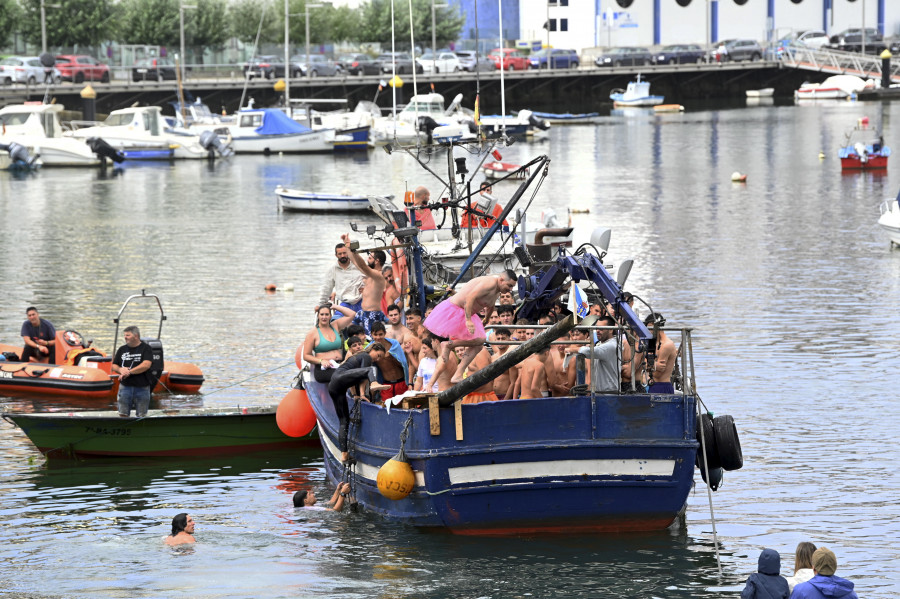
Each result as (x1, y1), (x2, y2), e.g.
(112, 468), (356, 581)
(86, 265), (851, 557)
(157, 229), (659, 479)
(840, 155), (889, 169)
(612, 96), (665, 107)
(275, 186), (371, 211)
(230, 130), (334, 153)
(878, 200), (900, 246)
(307, 379), (698, 533)
(2, 407), (318, 458)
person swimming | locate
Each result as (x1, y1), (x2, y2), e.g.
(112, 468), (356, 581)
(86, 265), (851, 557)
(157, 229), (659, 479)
(164, 513), (196, 546)
(293, 482), (351, 511)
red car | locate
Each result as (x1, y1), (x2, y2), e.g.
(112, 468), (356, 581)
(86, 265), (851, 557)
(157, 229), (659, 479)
(488, 48), (529, 71)
(55, 54), (110, 83)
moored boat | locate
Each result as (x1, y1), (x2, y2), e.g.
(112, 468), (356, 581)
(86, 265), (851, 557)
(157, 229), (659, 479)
(610, 75), (665, 107)
(839, 118), (890, 170)
(529, 111), (601, 125)
(1, 406), (317, 458)
(877, 191), (900, 247)
(275, 186), (373, 212)
(794, 75), (870, 101)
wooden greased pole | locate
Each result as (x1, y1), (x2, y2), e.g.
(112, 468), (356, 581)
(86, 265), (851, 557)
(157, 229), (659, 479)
(435, 314), (597, 407)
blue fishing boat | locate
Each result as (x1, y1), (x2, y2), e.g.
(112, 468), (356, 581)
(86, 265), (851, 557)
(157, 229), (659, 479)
(610, 75), (665, 107)
(298, 146), (742, 534)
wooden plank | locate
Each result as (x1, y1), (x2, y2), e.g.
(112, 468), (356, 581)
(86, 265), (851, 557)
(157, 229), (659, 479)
(454, 401), (463, 441)
(429, 396), (440, 436)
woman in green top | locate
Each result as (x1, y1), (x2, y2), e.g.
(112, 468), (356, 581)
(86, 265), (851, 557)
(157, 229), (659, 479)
(303, 303), (356, 383)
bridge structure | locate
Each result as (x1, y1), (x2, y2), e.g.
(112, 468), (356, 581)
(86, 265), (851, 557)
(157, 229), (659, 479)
(0, 51), (896, 117)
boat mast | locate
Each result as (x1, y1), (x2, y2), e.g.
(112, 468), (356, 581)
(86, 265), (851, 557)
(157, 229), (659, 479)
(284, 0), (290, 110)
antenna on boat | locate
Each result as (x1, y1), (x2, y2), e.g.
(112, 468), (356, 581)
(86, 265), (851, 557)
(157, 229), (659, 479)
(498, 0), (506, 140)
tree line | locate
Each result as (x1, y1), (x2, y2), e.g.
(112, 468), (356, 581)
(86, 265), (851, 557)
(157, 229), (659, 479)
(0, 0), (465, 55)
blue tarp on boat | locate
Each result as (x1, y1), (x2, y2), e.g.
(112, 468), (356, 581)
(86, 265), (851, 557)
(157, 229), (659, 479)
(252, 109), (312, 135)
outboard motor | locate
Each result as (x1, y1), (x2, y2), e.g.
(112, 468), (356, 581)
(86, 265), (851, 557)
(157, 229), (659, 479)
(142, 338), (165, 389)
(1, 142), (39, 168)
(199, 130), (235, 157)
(417, 115), (440, 144)
(86, 137), (125, 164)
(526, 112), (551, 131)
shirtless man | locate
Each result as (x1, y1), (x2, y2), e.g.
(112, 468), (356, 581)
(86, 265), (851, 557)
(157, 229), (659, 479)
(381, 265), (400, 312)
(370, 322), (409, 400)
(498, 291), (515, 306)
(564, 328), (592, 390)
(490, 327), (516, 399)
(645, 313), (676, 393)
(423, 269), (517, 384)
(385, 304), (413, 345)
(546, 336), (569, 397)
(405, 309), (424, 337)
(341, 233), (388, 336)
(620, 331), (646, 392)
(516, 348), (551, 400)
(461, 347), (498, 404)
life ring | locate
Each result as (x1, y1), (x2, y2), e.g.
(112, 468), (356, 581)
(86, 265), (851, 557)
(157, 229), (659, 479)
(63, 330), (85, 347)
(695, 412), (721, 470)
(713, 414), (743, 471)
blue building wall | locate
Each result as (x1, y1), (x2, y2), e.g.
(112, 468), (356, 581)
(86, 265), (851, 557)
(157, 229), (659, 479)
(455, 0), (521, 51)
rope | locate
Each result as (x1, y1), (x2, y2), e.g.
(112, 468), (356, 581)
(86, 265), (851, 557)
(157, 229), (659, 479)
(696, 396), (722, 576)
(199, 361), (295, 397)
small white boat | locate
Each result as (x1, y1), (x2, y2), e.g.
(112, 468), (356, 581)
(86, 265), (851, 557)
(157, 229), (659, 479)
(877, 193), (900, 247)
(794, 75), (871, 101)
(745, 88), (774, 98)
(67, 106), (224, 160)
(0, 103), (115, 166)
(610, 75), (665, 107)
(275, 186), (372, 212)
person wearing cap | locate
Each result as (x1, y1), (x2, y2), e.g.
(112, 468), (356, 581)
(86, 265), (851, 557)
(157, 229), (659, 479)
(739, 548), (789, 599)
(791, 547), (859, 599)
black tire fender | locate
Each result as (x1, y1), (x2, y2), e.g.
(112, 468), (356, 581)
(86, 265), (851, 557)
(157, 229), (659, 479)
(713, 414), (743, 471)
(696, 454), (724, 491)
(695, 412), (721, 470)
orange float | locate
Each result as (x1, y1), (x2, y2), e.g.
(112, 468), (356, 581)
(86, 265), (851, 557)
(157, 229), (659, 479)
(276, 388), (317, 437)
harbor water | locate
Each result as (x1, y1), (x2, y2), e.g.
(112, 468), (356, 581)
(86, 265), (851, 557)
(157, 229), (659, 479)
(1, 100), (899, 598)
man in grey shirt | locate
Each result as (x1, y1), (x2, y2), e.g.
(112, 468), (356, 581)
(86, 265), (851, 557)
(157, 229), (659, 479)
(318, 242), (364, 312)
(578, 315), (621, 393)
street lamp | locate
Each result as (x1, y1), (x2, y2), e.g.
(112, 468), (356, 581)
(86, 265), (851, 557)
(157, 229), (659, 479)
(305, 3), (325, 80)
(180, 0), (197, 82)
(431, 2), (448, 73)
(40, 0), (61, 55)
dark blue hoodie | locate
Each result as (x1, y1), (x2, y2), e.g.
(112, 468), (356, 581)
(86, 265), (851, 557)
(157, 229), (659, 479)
(740, 548), (790, 599)
(791, 574), (858, 599)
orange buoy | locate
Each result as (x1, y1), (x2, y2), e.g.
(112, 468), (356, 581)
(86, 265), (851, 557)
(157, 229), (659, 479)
(276, 388), (317, 437)
(265, 283), (277, 291)
(377, 449), (415, 500)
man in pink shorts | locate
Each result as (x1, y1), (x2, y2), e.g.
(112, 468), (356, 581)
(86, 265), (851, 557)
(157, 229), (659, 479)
(424, 269), (517, 384)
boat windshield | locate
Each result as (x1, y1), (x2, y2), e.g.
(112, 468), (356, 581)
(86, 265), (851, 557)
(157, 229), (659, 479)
(0, 112), (32, 126)
(402, 100), (444, 115)
(105, 112), (136, 127)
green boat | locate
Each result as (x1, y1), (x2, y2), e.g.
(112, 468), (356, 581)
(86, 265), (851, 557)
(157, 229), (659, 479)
(2, 406), (318, 458)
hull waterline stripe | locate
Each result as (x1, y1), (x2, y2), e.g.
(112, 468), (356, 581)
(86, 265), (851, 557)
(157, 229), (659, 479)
(447, 459), (675, 485)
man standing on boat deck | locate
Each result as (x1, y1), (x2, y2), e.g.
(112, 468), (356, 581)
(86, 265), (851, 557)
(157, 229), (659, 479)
(318, 242), (364, 314)
(112, 326), (155, 417)
(408, 186), (437, 231)
(576, 315), (621, 393)
(644, 313), (676, 393)
(20, 307), (56, 363)
(340, 233), (388, 336)
(425, 270), (517, 384)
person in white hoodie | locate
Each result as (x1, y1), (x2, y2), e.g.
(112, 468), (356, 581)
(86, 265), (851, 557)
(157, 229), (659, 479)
(786, 542), (817, 593)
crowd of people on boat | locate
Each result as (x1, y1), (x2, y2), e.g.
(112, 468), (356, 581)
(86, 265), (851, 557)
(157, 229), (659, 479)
(741, 543), (859, 599)
(306, 232), (679, 409)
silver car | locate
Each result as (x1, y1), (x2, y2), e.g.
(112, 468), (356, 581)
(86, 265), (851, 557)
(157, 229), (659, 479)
(290, 54), (340, 78)
(0, 56), (61, 85)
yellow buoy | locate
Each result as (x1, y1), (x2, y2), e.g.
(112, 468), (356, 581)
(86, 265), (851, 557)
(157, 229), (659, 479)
(377, 450), (415, 500)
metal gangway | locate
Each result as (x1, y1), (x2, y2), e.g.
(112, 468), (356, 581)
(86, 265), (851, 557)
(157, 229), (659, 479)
(779, 46), (900, 84)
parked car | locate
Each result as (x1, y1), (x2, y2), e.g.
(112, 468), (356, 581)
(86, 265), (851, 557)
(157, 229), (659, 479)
(0, 56), (60, 85)
(336, 53), (375, 76)
(291, 54), (340, 78)
(54, 54), (109, 83)
(418, 51), (461, 74)
(595, 47), (653, 67)
(488, 48), (529, 71)
(529, 48), (579, 69)
(375, 52), (424, 75)
(793, 30), (830, 49)
(244, 55), (287, 80)
(132, 57), (177, 82)
(654, 44), (706, 65)
(454, 50), (497, 72)
(828, 28), (885, 54)
(713, 39), (763, 62)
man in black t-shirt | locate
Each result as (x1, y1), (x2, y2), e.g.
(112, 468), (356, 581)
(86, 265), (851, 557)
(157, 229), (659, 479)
(112, 325), (154, 417)
(20, 307), (57, 363)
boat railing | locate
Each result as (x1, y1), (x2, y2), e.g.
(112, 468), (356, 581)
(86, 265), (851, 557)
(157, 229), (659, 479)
(779, 45), (900, 82)
(485, 323), (696, 396)
(63, 119), (105, 131)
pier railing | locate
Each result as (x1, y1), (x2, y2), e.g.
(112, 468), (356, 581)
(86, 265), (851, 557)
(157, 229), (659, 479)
(778, 46), (900, 83)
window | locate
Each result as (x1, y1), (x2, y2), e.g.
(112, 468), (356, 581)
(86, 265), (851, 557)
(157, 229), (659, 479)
(549, 19), (557, 32)
(561, 18), (568, 31)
